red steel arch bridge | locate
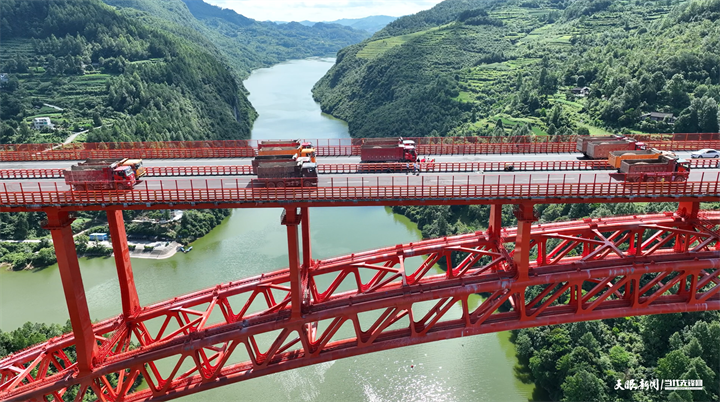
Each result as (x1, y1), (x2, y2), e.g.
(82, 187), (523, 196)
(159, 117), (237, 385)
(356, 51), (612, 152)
(0, 135), (718, 401)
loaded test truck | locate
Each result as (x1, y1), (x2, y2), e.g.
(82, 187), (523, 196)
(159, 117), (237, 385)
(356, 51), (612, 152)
(65, 159), (141, 191)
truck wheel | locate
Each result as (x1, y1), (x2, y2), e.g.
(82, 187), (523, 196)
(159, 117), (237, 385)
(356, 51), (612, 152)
(75, 184), (86, 191)
(276, 181), (285, 188)
(267, 182), (275, 188)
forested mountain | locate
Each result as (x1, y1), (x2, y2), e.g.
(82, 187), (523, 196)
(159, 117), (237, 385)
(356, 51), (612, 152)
(278, 16), (399, 34)
(106, 0), (370, 78)
(324, 16), (399, 33)
(0, 0), (369, 145)
(313, 0), (720, 138)
(0, 0), (255, 144)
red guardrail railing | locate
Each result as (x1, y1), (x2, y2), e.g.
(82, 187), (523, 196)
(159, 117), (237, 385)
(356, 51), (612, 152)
(0, 169), (65, 179)
(2, 133), (718, 161)
(145, 166), (254, 176)
(1, 172), (719, 209)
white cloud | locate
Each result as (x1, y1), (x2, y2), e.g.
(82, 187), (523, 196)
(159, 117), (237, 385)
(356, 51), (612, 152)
(204, 0), (443, 22)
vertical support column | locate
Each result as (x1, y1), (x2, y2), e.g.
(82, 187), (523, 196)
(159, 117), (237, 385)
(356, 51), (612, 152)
(512, 203), (536, 282)
(676, 201), (700, 253)
(635, 230), (645, 257)
(627, 230), (636, 255)
(677, 201), (700, 220)
(300, 207), (312, 308)
(44, 209), (97, 373)
(106, 210), (141, 317)
(488, 204), (503, 239)
(282, 208), (303, 319)
(301, 207), (311, 271)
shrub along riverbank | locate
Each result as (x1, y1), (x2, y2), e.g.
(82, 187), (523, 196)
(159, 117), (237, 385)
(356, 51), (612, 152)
(0, 209), (231, 271)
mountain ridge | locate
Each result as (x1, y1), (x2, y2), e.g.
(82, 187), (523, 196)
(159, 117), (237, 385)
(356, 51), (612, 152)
(313, 0), (720, 139)
(274, 15), (399, 33)
(104, 0), (370, 78)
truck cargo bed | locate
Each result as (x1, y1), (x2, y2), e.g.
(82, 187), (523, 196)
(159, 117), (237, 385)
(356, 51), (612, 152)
(608, 149), (662, 168)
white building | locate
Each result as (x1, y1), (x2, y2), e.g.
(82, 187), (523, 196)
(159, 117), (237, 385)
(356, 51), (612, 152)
(33, 117), (54, 130)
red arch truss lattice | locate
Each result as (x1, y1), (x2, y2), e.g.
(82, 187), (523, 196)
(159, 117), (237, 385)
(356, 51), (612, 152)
(1, 211), (719, 401)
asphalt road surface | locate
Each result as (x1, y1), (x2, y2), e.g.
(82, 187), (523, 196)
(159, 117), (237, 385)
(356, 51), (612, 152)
(3, 168), (718, 193)
(0, 152), (696, 170)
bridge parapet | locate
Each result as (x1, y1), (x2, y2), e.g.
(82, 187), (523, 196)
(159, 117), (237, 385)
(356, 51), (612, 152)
(1, 171), (719, 212)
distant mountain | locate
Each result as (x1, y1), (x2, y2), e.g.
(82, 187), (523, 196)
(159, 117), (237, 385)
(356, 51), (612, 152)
(104, 0), (370, 77)
(332, 16), (399, 33)
(275, 15), (399, 34)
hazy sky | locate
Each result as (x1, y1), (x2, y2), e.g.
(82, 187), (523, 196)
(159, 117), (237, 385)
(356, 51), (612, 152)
(204, 0), (444, 22)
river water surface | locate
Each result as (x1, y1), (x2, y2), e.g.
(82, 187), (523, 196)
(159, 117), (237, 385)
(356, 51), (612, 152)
(0, 58), (533, 401)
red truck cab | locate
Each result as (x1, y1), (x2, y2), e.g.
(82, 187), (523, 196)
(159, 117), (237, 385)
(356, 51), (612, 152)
(65, 163), (137, 191)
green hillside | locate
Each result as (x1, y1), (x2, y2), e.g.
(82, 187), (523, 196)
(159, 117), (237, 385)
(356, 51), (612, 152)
(0, 0), (255, 144)
(105, 0), (370, 78)
(313, 0), (720, 138)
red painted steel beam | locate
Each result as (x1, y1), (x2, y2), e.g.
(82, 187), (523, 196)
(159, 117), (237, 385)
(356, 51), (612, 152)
(5, 255), (718, 402)
(43, 209), (97, 374)
(301, 207), (312, 279)
(1, 172), (719, 212)
(2, 194), (720, 213)
(282, 208), (304, 318)
(107, 210), (141, 317)
(513, 203), (537, 281)
(0, 134), (718, 161)
(2, 212), (718, 401)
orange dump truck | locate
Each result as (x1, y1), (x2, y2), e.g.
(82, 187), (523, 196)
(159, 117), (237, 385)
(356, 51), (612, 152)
(65, 159), (139, 191)
(576, 136), (646, 159)
(257, 140), (316, 162)
(254, 158), (318, 187)
(81, 158), (146, 178)
(619, 155), (690, 182)
(608, 149), (665, 169)
(576, 136), (622, 154)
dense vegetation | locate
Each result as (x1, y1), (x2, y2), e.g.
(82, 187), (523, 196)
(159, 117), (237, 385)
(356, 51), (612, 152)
(0, 0), (368, 145)
(391, 200), (720, 402)
(106, 0), (370, 78)
(0, 321), (73, 357)
(513, 312), (720, 402)
(0, 321), (143, 401)
(0, 0), (254, 144)
(314, 0), (720, 138)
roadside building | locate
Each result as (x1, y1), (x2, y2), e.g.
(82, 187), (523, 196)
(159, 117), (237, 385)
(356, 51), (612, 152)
(640, 112), (676, 123)
(571, 87), (591, 97)
(89, 233), (108, 242)
(33, 117), (54, 130)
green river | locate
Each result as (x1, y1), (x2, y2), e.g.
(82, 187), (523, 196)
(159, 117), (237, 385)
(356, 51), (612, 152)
(0, 58), (534, 401)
